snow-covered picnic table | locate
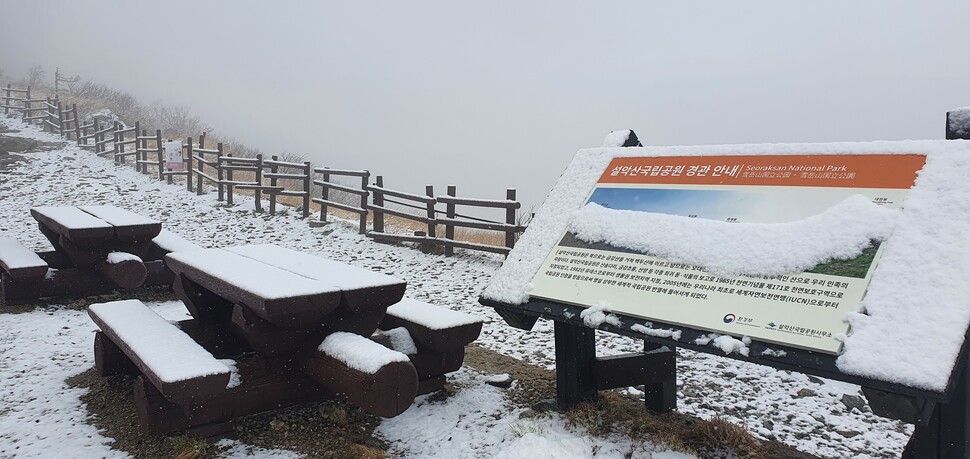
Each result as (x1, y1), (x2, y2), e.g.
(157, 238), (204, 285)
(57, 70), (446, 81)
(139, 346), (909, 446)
(89, 243), (483, 435)
(1, 205), (199, 303)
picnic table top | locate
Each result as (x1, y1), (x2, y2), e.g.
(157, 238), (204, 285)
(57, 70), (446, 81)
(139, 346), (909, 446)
(31, 205), (161, 244)
(165, 244), (406, 327)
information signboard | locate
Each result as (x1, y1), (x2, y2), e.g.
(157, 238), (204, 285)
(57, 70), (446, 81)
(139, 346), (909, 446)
(529, 154), (925, 354)
(165, 141), (184, 170)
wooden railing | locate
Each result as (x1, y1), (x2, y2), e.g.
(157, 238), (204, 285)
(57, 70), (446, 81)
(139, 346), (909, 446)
(366, 178), (525, 257)
(264, 157), (312, 217)
(313, 167), (370, 234)
(0, 83), (527, 257)
(0, 85), (30, 116)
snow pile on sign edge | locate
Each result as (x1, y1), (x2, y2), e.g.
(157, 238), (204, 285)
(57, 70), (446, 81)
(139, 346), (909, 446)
(481, 140), (970, 391)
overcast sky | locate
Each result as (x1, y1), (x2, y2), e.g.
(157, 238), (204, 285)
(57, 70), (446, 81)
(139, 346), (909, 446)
(2, 1), (969, 212)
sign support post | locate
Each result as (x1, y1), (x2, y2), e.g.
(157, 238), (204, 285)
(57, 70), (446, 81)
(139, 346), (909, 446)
(904, 355), (970, 458)
(554, 321), (597, 408)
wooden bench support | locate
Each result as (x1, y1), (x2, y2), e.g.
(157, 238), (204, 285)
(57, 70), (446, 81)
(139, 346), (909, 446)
(94, 331), (139, 377)
(134, 359), (331, 435)
(304, 333), (418, 418)
(2, 260), (171, 305)
(230, 304), (316, 357)
(173, 273), (235, 326)
(417, 375), (447, 395)
(98, 254), (147, 290)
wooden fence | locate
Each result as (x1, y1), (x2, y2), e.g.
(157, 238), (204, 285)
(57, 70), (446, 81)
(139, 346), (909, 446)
(367, 178), (526, 256)
(313, 167), (370, 234)
(0, 85), (29, 116)
(0, 83), (527, 257)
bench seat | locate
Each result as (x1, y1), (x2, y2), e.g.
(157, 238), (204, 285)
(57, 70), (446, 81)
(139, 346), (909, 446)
(380, 298), (483, 353)
(0, 237), (49, 280)
(88, 299), (231, 406)
(151, 229), (203, 254)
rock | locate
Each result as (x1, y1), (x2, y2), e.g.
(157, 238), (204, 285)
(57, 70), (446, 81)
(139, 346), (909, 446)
(484, 373), (515, 388)
(807, 375), (824, 385)
(532, 399), (558, 413)
(841, 394), (867, 411)
(837, 429), (861, 438)
(518, 409), (540, 419)
(723, 371), (737, 379)
(762, 419), (774, 430)
(796, 388), (816, 398)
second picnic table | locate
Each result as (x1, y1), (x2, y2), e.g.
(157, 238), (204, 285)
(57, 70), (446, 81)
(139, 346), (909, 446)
(2, 205), (197, 304)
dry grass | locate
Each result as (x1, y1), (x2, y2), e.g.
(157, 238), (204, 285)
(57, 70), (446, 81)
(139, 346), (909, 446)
(563, 392), (778, 459)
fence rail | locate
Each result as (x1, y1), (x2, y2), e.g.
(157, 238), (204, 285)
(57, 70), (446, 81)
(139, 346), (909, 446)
(313, 167), (370, 234)
(0, 83), (527, 257)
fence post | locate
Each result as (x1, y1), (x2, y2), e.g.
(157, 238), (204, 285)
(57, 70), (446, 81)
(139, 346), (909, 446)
(155, 130), (164, 180)
(506, 188), (517, 251)
(94, 120), (102, 154)
(302, 161), (311, 218)
(426, 185), (436, 237)
(319, 170), (330, 222)
(269, 155), (279, 215)
(226, 152), (234, 205)
(140, 129), (150, 172)
(73, 105), (81, 143)
(445, 185), (456, 257)
(185, 137), (193, 192)
(359, 171), (369, 234)
(216, 142), (226, 201)
(373, 176), (385, 233)
(22, 87), (30, 121)
(254, 154), (263, 212)
(45, 97), (53, 132)
(57, 100), (64, 137)
(113, 122), (121, 163)
(196, 135), (204, 195)
(2, 84), (8, 115)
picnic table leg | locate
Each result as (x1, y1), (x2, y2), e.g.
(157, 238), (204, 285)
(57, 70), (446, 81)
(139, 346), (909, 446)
(173, 273), (234, 325)
(554, 320), (597, 408)
(903, 355), (970, 458)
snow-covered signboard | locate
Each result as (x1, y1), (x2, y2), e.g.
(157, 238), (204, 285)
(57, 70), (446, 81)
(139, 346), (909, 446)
(528, 154), (925, 354)
(165, 141), (184, 170)
(484, 139), (970, 392)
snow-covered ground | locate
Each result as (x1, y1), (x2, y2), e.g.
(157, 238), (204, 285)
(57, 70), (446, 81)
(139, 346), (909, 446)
(0, 118), (912, 457)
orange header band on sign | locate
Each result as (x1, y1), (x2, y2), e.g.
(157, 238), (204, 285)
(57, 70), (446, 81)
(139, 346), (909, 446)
(599, 154), (926, 189)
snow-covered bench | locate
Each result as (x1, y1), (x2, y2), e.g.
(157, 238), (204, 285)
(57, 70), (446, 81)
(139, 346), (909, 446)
(304, 332), (418, 418)
(88, 299), (231, 406)
(0, 237), (49, 281)
(375, 298), (483, 394)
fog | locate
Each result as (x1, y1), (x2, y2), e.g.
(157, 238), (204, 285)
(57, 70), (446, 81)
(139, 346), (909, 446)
(2, 1), (969, 211)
